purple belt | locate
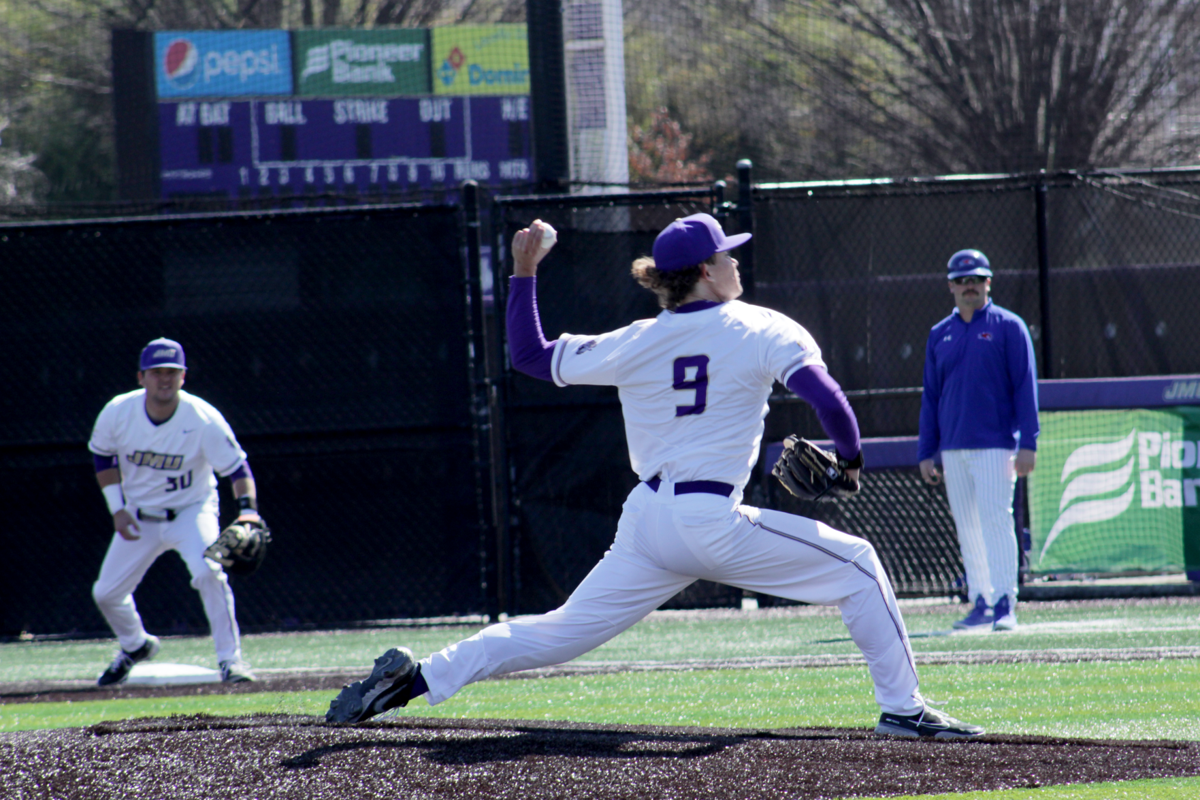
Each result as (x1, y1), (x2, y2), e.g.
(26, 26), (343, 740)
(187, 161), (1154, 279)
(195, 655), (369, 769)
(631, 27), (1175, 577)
(644, 477), (735, 497)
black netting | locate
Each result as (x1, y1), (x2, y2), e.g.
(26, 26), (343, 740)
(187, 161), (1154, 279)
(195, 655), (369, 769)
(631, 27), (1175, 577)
(1042, 177), (1200, 378)
(1, 204), (485, 637)
(8, 167), (1200, 637)
(764, 468), (967, 599)
(496, 194), (742, 613)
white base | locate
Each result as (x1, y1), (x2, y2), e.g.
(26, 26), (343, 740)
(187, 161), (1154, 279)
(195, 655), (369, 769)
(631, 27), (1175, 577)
(125, 662), (222, 686)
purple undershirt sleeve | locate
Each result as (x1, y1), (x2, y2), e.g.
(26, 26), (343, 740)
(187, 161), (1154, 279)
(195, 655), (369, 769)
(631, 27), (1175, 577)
(506, 276), (556, 382)
(785, 365), (862, 460)
(93, 454), (119, 472)
(227, 462), (253, 481)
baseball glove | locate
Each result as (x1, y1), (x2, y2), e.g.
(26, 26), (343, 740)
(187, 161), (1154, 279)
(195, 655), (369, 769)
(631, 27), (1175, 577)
(205, 517), (271, 576)
(771, 435), (862, 501)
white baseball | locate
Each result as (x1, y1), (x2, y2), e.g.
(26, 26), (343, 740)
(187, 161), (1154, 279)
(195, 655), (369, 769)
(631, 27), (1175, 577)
(535, 220), (557, 248)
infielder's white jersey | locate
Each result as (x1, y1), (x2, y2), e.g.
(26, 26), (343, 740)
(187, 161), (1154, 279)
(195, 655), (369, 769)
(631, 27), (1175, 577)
(551, 300), (825, 487)
(88, 389), (247, 511)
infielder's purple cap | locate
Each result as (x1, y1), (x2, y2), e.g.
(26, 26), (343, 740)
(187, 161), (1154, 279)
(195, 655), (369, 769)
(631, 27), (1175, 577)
(139, 338), (186, 371)
(652, 213), (752, 272)
(947, 249), (993, 279)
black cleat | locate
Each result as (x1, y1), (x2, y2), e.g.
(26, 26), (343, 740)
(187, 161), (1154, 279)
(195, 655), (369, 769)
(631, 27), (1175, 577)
(326, 647), (417, 724)
(875, 706), (984, 739)
(97, 634), (161, 687)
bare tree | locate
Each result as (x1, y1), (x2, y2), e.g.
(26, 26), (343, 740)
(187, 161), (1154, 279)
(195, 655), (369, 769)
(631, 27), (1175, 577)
(766, 0), (1200, 173)
(625, 0), (1200, 180)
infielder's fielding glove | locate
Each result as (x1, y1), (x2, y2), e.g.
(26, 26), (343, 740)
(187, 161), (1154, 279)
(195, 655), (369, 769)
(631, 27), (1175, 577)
(772, 435), (862, 501)
(205, 516), (271, 576)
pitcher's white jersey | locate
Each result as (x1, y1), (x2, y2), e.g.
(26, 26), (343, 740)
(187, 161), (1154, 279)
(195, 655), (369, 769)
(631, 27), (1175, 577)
(88, 389), (247, 511)
(551, 300), (825, 487)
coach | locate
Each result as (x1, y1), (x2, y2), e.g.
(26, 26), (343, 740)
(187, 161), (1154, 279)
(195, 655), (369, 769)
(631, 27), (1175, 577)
(918, 249), (1039, 633)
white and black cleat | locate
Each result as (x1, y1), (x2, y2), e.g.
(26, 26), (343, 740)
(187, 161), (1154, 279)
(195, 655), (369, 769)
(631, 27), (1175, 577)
(97, 634), (161, 687)
(326, 647), (417, 724)
(875, 706), (984, 739)
(219, 659), (257, 683)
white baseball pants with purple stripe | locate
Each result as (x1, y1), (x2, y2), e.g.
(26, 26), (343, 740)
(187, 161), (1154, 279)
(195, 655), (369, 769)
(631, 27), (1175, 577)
(421, 480), (925, 716)
(941, 448), (1019, 607)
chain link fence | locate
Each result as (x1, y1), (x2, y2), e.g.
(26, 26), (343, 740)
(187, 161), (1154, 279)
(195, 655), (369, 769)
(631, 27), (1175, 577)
(6, 166), (1200, 637)
(1, 204), (486, 637)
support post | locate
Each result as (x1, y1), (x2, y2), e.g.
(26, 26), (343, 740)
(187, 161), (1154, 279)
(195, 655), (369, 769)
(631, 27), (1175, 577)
(737, 159), (755, 301)
(463, 181), (503, 620)
(1035, 175), (1054, 378)
(527, 0), (570, 192)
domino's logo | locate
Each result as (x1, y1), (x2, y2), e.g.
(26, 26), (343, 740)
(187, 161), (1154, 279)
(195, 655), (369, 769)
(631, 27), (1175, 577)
(163, 38), (200, 90)
(438, 47), (466, 87)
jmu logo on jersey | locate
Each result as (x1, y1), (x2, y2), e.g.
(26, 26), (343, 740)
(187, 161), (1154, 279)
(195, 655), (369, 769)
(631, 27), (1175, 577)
(127, 451), (186, 471)
(575, 340), (598, 355)
(1040, 429), (1200, 560)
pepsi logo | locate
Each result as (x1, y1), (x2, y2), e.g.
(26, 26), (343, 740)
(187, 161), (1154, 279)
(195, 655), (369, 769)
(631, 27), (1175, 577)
(163, 38), (199, 89)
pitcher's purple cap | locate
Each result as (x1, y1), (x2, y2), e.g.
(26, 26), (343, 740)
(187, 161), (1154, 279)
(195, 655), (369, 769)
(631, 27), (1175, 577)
(652, 213), (752, 272)
(139, 338), (187, 371)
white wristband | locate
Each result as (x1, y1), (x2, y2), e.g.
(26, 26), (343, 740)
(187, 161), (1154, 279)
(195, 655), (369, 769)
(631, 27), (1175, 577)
(101, 484), (125, 515)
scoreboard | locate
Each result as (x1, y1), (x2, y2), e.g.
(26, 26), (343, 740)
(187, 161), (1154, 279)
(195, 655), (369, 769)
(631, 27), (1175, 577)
(113, 27), (535, 202)
(159, 95), (531, 197)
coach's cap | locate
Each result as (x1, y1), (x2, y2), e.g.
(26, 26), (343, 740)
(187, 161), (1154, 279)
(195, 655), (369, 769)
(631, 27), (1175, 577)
(947, 249), (993, 279)
(139, 338), (186, 371)
(652, 213), (752, 272)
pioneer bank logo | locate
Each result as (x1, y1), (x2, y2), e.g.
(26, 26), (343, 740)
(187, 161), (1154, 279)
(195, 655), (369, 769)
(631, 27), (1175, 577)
(300, 39), (424, 85)
(1040, 428), (1200, 559)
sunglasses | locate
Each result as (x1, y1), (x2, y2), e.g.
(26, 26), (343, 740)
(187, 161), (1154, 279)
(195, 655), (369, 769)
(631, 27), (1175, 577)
(952, 276), (987, 285)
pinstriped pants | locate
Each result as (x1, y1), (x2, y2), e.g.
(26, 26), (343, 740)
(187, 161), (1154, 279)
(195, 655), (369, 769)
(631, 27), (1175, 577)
(941, 449), (1019, 607)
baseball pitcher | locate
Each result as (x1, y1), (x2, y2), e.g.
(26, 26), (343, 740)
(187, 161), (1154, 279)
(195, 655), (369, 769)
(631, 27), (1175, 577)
(327, 216), (983, 739)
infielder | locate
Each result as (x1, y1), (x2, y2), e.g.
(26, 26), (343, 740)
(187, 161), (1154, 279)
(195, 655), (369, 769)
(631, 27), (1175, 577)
(89, 338), (260, 685)
(327, 214), (982, 738)
(918, 250), (1039, 632)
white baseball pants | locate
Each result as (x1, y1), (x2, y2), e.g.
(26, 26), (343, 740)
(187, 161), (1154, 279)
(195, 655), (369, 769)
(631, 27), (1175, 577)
(422, 480), (924, 715)
(92, 501), (243, 663)
(941, 448), (1019, 607)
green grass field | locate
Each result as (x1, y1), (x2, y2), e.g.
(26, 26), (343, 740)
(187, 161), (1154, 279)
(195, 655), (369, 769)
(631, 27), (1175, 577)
(3, 598), (1199, 800)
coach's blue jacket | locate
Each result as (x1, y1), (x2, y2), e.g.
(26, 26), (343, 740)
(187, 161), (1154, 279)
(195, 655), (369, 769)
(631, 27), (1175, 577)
(918, 300), (1039, 461)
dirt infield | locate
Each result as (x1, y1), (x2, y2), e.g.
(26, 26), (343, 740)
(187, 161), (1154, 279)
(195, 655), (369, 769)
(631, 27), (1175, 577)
(5, 599), (1200, 798)
(3, 713), (1199, 800)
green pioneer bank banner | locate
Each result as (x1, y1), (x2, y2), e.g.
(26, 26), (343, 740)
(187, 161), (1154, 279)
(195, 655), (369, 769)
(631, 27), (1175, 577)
(294, 29), (430, 96)
(1029, 408), (1200, 573)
